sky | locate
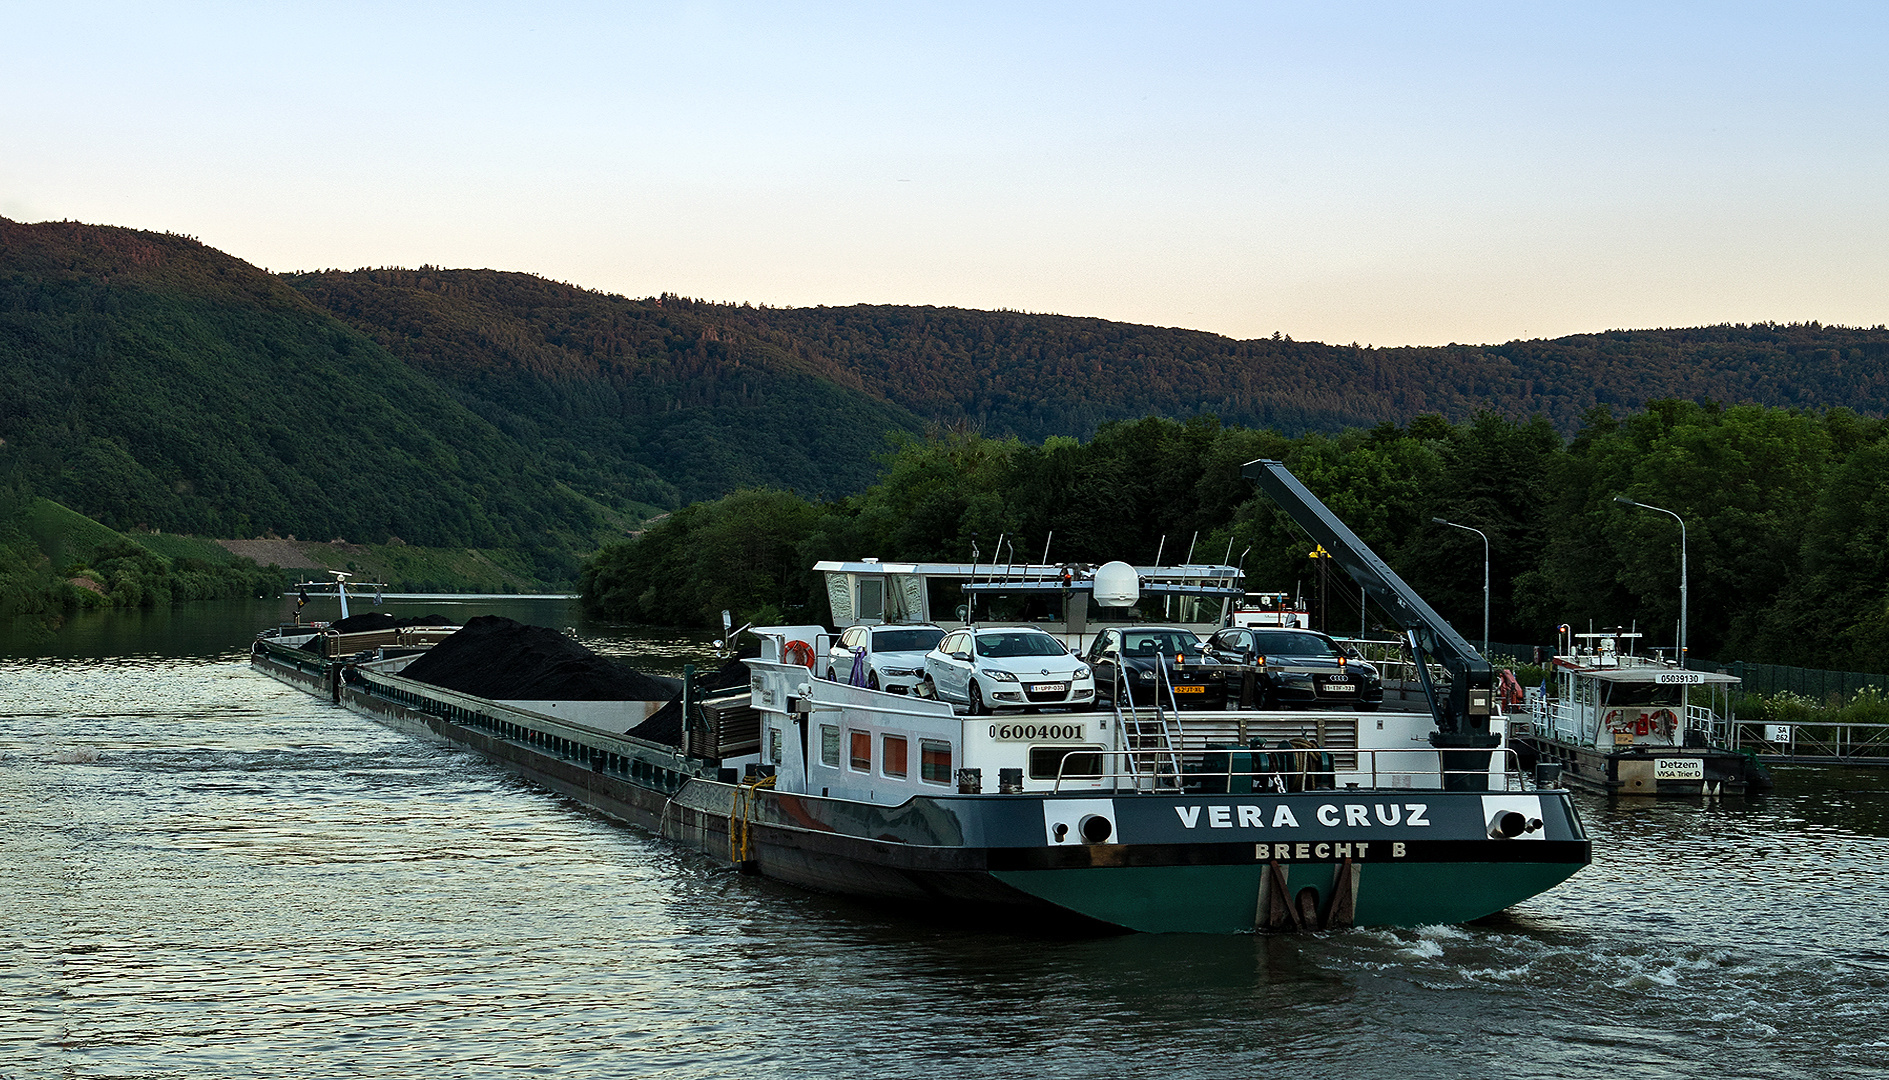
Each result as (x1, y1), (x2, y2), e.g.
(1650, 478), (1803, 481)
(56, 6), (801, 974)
(5, 1), (1887, 346)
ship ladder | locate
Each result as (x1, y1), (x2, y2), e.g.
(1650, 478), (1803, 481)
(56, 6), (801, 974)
(1112, 693), (1184, 793)
(729, 774), (776, 869)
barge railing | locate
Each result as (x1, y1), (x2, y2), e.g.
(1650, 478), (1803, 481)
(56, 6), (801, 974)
(350, 665), (710, 791)
(1049, 746), (1541, 793)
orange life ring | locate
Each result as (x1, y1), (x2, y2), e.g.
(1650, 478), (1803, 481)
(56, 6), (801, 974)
(782, 639), (816, 669)
(1652, 708), (1679, 734)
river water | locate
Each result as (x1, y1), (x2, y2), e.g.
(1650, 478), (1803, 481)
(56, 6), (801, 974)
(4, 598), (1887, 1079)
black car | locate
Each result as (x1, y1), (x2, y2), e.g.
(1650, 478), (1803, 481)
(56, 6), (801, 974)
(1083, 626), (1234, 708)
(1203, 627), (1383, 711)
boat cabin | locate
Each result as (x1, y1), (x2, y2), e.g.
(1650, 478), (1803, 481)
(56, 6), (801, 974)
(1536, 630), (1739, 750)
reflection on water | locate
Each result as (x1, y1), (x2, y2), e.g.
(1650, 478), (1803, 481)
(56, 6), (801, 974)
(3, 602), (1888, 1078)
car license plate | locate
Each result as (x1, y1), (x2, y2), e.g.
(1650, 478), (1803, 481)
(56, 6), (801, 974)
(1030, 683), (1066, 693)
(1323, 684), (1356, 692)
(1172, 685), (1205, 693)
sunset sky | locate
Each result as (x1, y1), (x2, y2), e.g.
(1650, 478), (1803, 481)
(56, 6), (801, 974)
(6, 1), (1886, 346)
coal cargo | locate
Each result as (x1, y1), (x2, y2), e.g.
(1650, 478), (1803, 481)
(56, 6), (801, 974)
(399, 616), (680, 701)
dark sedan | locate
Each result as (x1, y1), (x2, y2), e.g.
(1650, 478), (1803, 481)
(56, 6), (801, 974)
(1204, 626), (1383, 711)
(1083, 626), (1235, 708)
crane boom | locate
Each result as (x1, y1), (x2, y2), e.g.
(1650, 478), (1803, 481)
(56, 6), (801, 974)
(1241, 460), (1498, 778)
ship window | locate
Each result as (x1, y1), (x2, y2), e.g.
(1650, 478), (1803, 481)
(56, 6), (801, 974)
(856, 578), (885, 621)
(820, 725), (840, 768)
(1603, 682), (1681, 706)
(849, 730), (871, 772)
(1029, 746), (1105, 780)
(920, 740), (952, 784)
(882, 734), (908, 778)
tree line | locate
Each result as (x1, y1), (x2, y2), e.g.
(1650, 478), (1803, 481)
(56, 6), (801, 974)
(581, 402), (1889, 674)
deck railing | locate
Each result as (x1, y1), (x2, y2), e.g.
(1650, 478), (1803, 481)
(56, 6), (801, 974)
(1049, 746), (1540, 793)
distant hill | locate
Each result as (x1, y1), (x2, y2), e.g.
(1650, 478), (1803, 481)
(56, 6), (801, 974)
(293, 273), (1889, 454)
(5, 215), (1888, 591)
(716, 304), (1889, 441)
(0, 218), (626, 581)
(285, 269), (928, 504)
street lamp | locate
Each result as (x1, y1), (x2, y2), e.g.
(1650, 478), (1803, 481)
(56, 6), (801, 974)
(1431, 517), (1489, 657)
(1614, 495), (1687, 668)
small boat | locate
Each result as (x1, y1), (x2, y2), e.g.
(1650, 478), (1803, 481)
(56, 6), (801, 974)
(259, 461), (1590, 933)
(1515, 627), (1770, 796)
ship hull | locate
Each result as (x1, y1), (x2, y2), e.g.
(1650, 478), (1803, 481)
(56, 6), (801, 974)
(277, 660), (1591, 933)
(1521, 736), (1758, 796)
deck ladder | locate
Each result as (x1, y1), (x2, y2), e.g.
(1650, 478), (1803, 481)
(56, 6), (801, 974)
(1110, 665), (1186, 792)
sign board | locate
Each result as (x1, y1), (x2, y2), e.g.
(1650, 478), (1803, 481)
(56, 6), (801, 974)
(1654, 757), (1706, 781)
(1654, 672), (1706, 684)
(1766, 724), (1792, 744)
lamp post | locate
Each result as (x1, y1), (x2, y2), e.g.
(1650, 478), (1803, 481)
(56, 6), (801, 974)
(1614, 495), (1687, 668)
(1431, 517), (1489, 657)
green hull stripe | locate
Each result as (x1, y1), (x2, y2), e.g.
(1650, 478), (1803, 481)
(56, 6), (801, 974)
(991, 860), (1584, 933)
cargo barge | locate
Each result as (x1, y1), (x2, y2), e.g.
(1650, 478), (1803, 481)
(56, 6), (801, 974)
(251, 460), (1591, 932)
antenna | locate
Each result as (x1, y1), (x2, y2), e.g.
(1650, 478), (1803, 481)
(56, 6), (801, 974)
(1154, 535), (1166, 566)
(1185, 530), (1198, 564)
(1040, 531), (1053, 567)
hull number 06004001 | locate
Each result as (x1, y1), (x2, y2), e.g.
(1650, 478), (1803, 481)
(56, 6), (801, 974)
(988, 723), (1084, 741)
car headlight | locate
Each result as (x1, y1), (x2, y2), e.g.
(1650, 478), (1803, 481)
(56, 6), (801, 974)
(1137, 669), (1156, 682)
(982, 669), (1018, 682)
(1282, 674), (1315, 687)
(1073, 665), (1091, 679)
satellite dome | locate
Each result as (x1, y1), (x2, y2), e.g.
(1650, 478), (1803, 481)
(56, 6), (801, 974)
(1093, 561), (1140, 607)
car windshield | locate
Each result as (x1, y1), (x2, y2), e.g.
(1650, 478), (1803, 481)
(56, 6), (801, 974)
(975, 632), (1066, 658)
(1120, 631), (1201, 657)
(1250, 631), (1340, 658)
(874, 628), (944, 653)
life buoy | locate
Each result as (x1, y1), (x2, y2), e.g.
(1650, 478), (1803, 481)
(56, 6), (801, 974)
(1652, 708), (1679, 735)
(782, 639), (816, 669)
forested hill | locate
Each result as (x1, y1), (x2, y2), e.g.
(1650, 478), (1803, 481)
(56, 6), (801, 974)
(293, 271), (1889, 453)
(0, 218), (625, 581)
(716, 305), (1889, 441)
(6, 216), (1889, 590)
(285, 269), (925, 503)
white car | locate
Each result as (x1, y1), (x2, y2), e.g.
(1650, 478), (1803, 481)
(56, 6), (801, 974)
(922, 626), (1094, 713)
(824, 623), (947, 693)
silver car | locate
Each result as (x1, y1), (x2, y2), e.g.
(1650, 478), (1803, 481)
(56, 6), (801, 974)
(922, 626), (1095, 713)
(824, 623), (947, 692)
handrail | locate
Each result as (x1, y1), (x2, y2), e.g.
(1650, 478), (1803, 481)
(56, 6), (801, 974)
(1049, 746), (1538, 792)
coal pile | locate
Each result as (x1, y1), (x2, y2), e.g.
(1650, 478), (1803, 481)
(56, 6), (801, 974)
(300, 612), (456, 652)
(399, 616), (681, 701)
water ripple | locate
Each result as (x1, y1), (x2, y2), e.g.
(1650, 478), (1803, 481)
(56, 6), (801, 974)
(5, 644), (1889, 1079)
